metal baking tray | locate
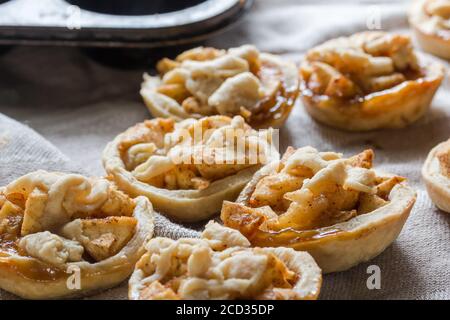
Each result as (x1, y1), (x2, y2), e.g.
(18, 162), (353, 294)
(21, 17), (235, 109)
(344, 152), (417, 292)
(0, 0), (254, 47)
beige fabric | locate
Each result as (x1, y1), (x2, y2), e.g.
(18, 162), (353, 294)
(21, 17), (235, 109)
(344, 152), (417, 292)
(0, 0), (449, 299)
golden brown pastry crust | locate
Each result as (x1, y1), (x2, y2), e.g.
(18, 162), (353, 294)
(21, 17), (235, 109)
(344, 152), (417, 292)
(141, 45), (299, 129)
(422, 139), (450, 212)
(299, 31), (444, 131)
(103, 116), (279, 222)
(0, 171), (154, 299)
(221, 147), (416, 273)
(129, 222), (321, 300)
(410, 0), (450, 59)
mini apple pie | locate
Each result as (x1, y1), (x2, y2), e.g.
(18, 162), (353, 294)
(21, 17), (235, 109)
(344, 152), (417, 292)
(103, 115), (279, 222)
(221, 147), (416, 273)
(410, 0), (450, 59)
(299, 31), (444, 131)
(0, 170), (154, 299)
(129, 221), (321, 300)
(140, 45), (299, 129)
(422, 139), (450, 212)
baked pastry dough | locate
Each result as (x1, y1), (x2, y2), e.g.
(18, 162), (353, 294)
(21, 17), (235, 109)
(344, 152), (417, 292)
(299, 31), (444, 131)
(129, 221), (321, 300)
(422, 138), (450, 212)
(141, 45), (299, 128)
(221, 147), (416, 273)
(103, 115), (279, 222)
(410, 0), (450, 59)
(0, 171), (154, 299)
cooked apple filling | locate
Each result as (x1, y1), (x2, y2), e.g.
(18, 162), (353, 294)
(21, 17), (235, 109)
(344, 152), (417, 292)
(300, 32), (421, 100)
(141, 45), (299, 128)
(130, 222), (321, 300)
(417, 0), (450, 35)
(222, 147), (405, 233)
(117, 115), (275, 191)
(0, 171), (137, 265)
(436, 140), (450, 178)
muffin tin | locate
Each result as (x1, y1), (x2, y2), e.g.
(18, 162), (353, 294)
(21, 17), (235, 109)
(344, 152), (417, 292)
(0, 0), (253, 47)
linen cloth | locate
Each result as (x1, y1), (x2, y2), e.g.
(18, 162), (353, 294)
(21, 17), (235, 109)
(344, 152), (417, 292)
(0, 0), (449, 299)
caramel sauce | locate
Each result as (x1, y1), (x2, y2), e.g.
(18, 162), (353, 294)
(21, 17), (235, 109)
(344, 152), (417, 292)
(301, 67), (425, 107)
(0, 254), (66, 281)
(422, 4), (450, 40)
(0, 202), (134, 282)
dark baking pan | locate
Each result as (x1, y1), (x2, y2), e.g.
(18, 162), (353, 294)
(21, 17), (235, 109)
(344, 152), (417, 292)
(0, 0), (254, 47)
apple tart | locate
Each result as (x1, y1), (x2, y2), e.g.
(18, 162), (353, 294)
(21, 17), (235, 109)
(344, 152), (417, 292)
(103, 115), (279, 222)
(221, 147), (416, 273)
(0, 170), (154, 299)
(129, 221), (322, 300)
(410, 0), (450, 59)
(422, 139), (450, 212)
(140, 45), (299, 129)
(299, 31), (444, 131)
